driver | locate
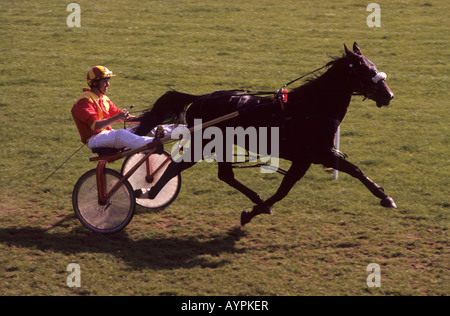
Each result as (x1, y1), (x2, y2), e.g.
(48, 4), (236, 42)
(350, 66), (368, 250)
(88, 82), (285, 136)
(71, 66), (176, 150)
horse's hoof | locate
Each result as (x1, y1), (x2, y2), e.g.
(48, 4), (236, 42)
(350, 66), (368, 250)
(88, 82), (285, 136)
(240, 211), (252, 226)
(380, 197), (397, 209)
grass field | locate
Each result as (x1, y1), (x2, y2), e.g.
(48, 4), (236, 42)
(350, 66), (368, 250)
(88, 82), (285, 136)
(0, 0), (448, 296)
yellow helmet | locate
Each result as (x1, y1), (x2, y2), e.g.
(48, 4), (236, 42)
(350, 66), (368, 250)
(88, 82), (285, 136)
(87, 66), (115, 87)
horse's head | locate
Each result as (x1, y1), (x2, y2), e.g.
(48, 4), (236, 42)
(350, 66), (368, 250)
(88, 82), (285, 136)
(345, 42), (394, 108)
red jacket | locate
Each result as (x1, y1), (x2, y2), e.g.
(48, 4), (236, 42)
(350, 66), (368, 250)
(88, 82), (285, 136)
(71, 89), (122, 143)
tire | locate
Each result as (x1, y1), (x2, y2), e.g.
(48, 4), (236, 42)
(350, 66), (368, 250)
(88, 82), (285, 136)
(72, 168), (135, 233)
(121, 151), (181, 209)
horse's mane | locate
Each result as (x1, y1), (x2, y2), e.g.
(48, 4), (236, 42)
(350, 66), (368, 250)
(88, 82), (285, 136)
(288, 55), (346, 96)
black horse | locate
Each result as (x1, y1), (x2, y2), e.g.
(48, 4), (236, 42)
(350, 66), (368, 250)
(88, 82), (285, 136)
(134, 42), (396, 225)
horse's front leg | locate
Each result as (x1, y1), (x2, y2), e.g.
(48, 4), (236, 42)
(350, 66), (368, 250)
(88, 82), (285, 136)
(330, 154), (397, 208)
(241, 161), (311, 226)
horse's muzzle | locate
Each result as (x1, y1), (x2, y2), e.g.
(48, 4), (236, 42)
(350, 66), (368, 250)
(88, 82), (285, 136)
(377, 93), (394, 107)
(376, 81), (394, 107)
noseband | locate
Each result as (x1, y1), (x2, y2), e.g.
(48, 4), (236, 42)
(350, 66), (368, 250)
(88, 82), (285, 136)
(372, 72), (387, 84)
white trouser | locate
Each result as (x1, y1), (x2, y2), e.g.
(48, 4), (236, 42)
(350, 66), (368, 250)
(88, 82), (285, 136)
(88, 129), (153, 149)
(87, 124), (184, 150)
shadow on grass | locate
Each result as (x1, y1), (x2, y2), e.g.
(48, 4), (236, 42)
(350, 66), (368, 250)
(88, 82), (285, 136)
(0, 217), (247, 270)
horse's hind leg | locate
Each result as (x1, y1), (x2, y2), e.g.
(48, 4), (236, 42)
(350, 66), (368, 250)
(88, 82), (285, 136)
(328, 154), (397, 208)
(218, 162), (264, 205)
(241, 160), (311, 226)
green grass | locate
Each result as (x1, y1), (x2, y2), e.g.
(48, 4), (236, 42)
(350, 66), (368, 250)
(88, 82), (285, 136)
(0, 0), (448, 296)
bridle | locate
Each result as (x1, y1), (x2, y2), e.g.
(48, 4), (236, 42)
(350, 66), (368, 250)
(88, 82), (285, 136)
(348, 59), (388, 104)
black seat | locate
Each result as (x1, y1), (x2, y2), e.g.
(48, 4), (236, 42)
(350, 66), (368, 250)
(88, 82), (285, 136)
(91, 147), (125, 156)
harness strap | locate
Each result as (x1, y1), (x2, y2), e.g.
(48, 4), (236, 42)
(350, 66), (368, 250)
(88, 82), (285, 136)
(274, 89), (288, 111)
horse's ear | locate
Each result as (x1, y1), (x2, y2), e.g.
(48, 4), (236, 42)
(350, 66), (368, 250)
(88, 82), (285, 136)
(353, 42), (363, 55)
(345, 44), (359, 60)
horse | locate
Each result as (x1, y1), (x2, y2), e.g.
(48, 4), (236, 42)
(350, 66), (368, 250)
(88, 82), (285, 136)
(133, 42), (396, 226)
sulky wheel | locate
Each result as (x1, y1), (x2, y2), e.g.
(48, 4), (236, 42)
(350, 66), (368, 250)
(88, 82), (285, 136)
(121, 151), (181, 209)
(72, 168), (135, 233)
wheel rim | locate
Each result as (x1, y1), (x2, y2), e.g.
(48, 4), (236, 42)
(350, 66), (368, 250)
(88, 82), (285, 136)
(122, 152), (181, 209)
(73, 169), (135, 233)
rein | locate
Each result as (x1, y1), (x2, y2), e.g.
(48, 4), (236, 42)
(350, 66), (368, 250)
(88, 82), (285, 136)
(280, 64), (329, 89)
(231, 64), (330, 110)
(237, 64), (330, 97)
(277, 64), (329, 110)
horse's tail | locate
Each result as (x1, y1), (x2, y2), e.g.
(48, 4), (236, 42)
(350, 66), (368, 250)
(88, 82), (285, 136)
(134, 90), (198, 136)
